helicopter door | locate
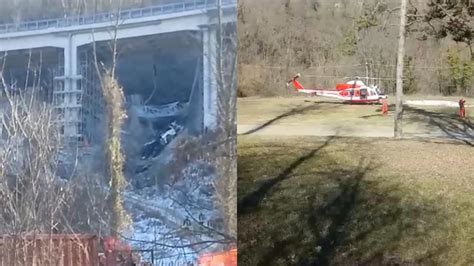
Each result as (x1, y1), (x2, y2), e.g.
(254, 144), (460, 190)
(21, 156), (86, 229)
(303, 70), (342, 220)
(360, 88), (368, 100)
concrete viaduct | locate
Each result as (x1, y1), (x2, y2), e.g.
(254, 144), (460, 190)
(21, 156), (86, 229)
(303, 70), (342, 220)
(0, 0), (236, 142)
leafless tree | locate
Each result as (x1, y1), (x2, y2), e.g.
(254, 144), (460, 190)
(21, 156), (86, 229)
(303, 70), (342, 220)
(214, 0), (237, 241)
(0, 51), (104, 265)
(395, 0), (407, 138)
(237, 0), (472, 97)
(0, 78), (65, 235)
(91, 0), (130, 238)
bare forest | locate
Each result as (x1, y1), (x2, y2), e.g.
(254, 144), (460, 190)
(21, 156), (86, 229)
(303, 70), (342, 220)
(0, 0), (181, 23)
(238, 0), (473, 97)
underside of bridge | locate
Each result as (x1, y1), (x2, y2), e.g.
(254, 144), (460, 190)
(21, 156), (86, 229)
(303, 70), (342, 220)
(0, 47), (62, 102)
(91, 30), (202, 105)
(0, 30), (204, 146)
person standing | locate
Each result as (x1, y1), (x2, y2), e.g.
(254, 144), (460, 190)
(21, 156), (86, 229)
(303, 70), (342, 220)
(459, 98), (466, 119)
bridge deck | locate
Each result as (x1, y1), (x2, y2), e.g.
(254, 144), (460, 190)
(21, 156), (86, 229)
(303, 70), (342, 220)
(0, 0), (236, 35)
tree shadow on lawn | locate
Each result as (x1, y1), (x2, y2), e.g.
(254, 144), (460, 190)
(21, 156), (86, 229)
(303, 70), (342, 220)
(238, 136), (334, 215)
(303, 100), (347, 105)
(240, 103), (322, 135)
(403, 106), (473, 146)
(238, 158), (450, 266)
(360, 104), (473, 146)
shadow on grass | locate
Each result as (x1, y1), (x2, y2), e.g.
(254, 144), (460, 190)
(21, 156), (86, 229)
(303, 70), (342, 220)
(308, 161), (370, 266)
(303, 100), (347, 105)
(256, 160), (372, 266)
(359, 104), (396, 119)
(238, 156), (449, 266)
(240, 103), (321, 135)
(403, 106), (473, 146)
(360, 104), (473, 146)
(304, 100), (383, 107)
(238, 136), (334, 216)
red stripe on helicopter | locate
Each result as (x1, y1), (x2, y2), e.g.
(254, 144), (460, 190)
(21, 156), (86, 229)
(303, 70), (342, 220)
(292, 79), (305, 91)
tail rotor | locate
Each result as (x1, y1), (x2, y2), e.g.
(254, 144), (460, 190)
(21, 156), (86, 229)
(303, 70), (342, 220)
(286, 73), (304, 91)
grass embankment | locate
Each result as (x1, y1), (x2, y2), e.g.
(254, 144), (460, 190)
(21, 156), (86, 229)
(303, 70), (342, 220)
(238, 136), (474, 265)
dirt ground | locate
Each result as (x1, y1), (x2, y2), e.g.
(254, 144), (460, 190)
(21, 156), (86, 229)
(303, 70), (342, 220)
(237, 96), (474, 144)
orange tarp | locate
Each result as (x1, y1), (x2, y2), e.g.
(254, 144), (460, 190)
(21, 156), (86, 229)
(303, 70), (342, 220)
(198, 248), (237, 266)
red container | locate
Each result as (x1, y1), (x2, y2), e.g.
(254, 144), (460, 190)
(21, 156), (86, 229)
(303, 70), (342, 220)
(0, 234), (98, 266)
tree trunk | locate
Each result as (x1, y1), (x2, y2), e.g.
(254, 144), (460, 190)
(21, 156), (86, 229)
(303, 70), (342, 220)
(469, 43), (473, 61)
(214, 0), (237, 242)
(394, 0), (407, 139)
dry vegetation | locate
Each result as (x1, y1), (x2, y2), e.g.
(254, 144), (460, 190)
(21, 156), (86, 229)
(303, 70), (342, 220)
(0, 80), (111, 265)
(238, 0), (473, 97)
(238, 135), (474, 265)
(0, 0), (180, 23)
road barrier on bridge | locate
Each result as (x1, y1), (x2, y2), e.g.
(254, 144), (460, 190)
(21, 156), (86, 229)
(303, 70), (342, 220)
(0, 0), (236, 34)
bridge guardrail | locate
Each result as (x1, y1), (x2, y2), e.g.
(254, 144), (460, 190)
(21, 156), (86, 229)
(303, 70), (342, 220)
(0, 0), (236, 34)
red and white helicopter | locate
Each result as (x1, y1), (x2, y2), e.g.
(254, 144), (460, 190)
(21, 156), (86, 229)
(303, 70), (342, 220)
(286, 73), (388, 104)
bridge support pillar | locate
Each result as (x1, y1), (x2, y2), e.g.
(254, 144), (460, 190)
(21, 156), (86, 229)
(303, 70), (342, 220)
(64, 41), (79, 91)
(56, 38), (82, 142)
(202, 25), (218, 132)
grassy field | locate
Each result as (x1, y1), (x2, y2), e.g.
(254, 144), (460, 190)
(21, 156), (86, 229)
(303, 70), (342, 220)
(238, 136), (474, 265)
(241, 97), (474, 131)
(237, 96), (474, 123)
(238, 96), (474, 139)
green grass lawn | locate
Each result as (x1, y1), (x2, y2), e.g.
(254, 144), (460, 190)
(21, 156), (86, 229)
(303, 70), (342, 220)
(238, 96), (474, 127)
(238, 136), (474, 265)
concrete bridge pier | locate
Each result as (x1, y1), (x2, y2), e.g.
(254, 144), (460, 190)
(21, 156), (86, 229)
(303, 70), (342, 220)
(202, 24), (218, 131)
(54, 38), (82, 140)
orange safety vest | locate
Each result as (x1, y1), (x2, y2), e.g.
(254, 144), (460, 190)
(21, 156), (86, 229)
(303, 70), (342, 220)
(459, 99), (466, 118)
(381, 99), (388, 115)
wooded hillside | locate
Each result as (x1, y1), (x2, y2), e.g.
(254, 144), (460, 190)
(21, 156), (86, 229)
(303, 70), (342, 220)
(0, 0), (175, 23)
(237, 0), (473, 97)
